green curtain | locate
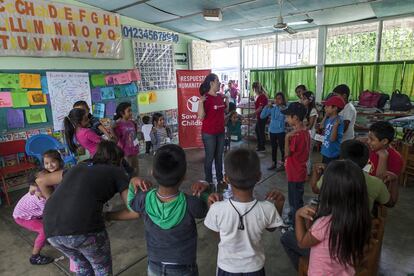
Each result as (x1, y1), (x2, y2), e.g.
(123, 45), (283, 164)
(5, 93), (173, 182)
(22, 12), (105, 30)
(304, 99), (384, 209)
(402, 62), (414, 99)
(250, 67), (315, 100)
(282, 67), (316, 100)
(323, 65), (363, 100)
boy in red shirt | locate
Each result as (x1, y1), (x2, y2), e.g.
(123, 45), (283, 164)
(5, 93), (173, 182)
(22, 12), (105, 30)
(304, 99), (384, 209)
(281, 102), (310, 227)
(367, 121), (403, 179)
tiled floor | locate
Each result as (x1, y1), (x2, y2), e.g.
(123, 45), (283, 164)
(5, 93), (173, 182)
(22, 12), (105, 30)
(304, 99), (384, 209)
(0, 143), (413, 276)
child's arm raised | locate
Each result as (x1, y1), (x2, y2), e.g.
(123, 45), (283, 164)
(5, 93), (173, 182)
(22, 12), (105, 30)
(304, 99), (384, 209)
(310, 163), (325, 194)
(295, 206), (320, 249)
(106, 188), (140, 221)
(35, 170), (64, 199)
(265, 189), (285, 215)
(197, 96), (206, 119)
(98, 125), (113, 140)
(329, 118), (341, 142)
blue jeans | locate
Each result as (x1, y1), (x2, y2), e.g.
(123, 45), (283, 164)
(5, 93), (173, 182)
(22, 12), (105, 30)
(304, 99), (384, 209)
(48, 230), (112, 276)
(202, 132), (225, 183)
(287, 181), (304, 227)
(280, 230), (310, 270)
(147, 261), (198, 276)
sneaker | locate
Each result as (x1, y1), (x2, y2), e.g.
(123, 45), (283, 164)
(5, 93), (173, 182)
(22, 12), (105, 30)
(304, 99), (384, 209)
(30, 254), (54, 265)
(276, 164), (285, 172)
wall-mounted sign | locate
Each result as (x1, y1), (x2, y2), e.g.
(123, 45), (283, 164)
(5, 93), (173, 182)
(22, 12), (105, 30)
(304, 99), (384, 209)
(122, 25), (179, 43)
(0, 0), (123, 58)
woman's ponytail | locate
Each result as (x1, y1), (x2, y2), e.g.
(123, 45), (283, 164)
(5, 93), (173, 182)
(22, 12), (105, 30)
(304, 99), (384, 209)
(199, 73), (218, 96)
(64, 108), (86, 153)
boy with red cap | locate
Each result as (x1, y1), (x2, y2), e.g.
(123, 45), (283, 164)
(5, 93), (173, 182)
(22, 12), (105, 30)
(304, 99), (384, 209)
(320, 96), (345, 164)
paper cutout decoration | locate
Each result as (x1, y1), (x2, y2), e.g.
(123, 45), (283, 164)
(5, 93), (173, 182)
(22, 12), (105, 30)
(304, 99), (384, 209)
(148, 91), (157, 103)
(129, 69), (141, 81)
(138, 92), (150, 105)
(0, 92), (13, 107)
(25, 108), (47, 124)
(41, 76), (49, 94)
(91, 74), (106, 87)
(91, 88), (101, 102)
(0, 73), (19, 88)
(100, 87), (115, 100)
(122, 83), (138, 96)
(7, 109), (24, 128)
(105, 100), (116, 117)
(93, 103), (105, 119)
(19, 73), (41, 89)
(106, 72), (131, 85)
(12, 92), (30, 107)
(28, 91), (47, 105)
(114, 86), (127, 98)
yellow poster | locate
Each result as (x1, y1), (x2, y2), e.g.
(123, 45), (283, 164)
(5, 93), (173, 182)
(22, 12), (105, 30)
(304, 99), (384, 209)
(19, 74), (41, 89)
(138, 93), (150, 105)
(28, 91), (47, 105)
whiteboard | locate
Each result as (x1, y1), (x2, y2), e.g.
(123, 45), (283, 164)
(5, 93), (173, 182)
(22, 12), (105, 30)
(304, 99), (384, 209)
(47, 72), (91, 131)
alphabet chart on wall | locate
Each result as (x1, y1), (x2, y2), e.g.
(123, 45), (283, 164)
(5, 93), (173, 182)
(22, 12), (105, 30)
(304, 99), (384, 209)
(133, 40), (176, 91)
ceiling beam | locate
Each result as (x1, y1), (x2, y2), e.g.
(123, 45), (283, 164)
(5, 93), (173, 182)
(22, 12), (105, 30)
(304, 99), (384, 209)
(111, 0), (150, 12)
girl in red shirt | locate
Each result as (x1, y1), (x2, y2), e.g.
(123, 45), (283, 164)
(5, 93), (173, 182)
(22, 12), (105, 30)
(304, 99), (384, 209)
(198, 74), (229, 187)
(252, 82), (269, 151)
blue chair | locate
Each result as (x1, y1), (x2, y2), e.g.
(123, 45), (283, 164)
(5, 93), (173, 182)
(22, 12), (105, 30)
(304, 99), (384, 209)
(25, 134), (77, 167)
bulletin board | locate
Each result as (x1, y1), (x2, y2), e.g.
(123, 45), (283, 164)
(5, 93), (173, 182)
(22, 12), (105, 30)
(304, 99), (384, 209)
(0, 70), (140, 142)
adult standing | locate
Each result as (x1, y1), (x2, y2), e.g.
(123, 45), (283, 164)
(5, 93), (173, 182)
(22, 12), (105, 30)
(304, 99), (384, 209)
(334, 84), (356, 142)
(36, 141), (142, 275)
(252, 82), (269, 152)
(198, 73), (229, 186)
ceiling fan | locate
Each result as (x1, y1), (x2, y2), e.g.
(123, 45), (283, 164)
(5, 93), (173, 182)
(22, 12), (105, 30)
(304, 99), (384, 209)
(234, 0), (313, 34)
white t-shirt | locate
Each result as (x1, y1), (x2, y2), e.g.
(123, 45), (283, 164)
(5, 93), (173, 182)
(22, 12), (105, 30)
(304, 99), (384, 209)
(339, 102), (356, 142)
(309, 108), (319, 138)
(141, 124), (153, 142)
(204, 199), (283, 273)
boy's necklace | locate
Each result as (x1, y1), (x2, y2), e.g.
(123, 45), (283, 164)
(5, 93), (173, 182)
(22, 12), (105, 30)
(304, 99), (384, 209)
(156, 191), (179, 199)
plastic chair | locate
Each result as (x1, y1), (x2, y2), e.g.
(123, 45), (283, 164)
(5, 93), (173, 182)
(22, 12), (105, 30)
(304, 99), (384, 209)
(0, 140), (37, 205)
(25, 134), (77, 167)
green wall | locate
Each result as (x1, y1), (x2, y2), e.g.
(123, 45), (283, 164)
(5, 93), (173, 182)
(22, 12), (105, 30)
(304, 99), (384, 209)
(0, 0), (193, 114)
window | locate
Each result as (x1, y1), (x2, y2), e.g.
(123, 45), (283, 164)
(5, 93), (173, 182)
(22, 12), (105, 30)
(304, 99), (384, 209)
(277, 30), (318, 67)
(326, 22), (378, 64)
(242, 35), (276, 69)
(211, 40), (240, 84)
(381, 17), (414, 61)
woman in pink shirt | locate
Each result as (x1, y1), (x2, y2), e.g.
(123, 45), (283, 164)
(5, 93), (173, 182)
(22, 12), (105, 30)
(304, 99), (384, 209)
(198, 73), (229, 186)
(295, 160), (371, 275)
(64, 108), (102, 157)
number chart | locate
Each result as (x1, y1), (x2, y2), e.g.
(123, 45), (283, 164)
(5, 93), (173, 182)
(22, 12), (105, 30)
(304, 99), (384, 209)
(133, 40), (176, 91)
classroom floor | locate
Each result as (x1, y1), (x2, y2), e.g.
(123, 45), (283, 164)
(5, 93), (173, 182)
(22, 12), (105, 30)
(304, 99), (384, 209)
(0, 141), (413, 276)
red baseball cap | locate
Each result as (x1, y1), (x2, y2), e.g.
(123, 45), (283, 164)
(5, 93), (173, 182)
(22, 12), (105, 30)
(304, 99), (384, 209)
(323, 95), (345, 109)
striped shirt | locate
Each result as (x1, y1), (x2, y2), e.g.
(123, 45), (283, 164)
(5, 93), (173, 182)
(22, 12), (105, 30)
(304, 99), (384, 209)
(13, 192), (46, 220)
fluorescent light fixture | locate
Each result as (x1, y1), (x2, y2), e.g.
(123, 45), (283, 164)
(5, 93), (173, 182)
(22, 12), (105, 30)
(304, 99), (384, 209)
(203, 9), (222, 21)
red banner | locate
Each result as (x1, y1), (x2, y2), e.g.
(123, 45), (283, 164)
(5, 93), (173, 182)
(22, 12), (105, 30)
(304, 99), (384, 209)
(176, 69), (211, 149)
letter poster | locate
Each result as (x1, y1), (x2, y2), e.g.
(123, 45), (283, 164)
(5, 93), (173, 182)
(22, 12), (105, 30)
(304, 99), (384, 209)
(176, 69), (210, 149)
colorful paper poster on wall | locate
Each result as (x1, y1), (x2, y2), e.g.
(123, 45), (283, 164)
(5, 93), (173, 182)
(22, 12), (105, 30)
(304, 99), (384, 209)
(12, 92), (30, 107)
(101, 87), (115, 100)
(0, 92), (13, 107)
(138, 92), (150, 105)
(7, 109), (24, 128)
(148, 91), (157, 103)
(176, 70), (211, 149)
(105, 100), (116, 117)
(93, 103), (105, 119)
(133, 40), (176, 91)
(41, 76), (49, 94)
(28, 91), (47, 105)
(19, 73), (41, 89)
(91, 88), (101, 102)
(114, 86), (127, 98)
(122, 83), (138, 96)
(25, 108), (47, 124)
(0, 73), (19, 88)
(47, 72), (91, 130)
(0, 0), (123, 59)
(91, 74), (107, 87)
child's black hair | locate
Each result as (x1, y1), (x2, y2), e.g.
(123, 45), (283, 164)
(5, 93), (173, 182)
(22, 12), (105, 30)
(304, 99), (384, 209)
(228, 102), (236, 113)
(142, 115), (151, 124)
(73, 100), (89, 109)
(64, 108), (87, 153)
(295, 84), (307, 92)
(199, 73), (219, 96)
(114, 102), (131, 121)
(275, 92), (287, 106)
(317, 160), (371, 267)
(369, 121), (395, 143)
(224, 148), (261, 190)
(333, 84), (350, 99)
(340, 140), (369, 169)
(92, 140), (124, 166)
(43, 149), (64, 170)
(152, 112), (164, 126)
(152, 144), (186, 187)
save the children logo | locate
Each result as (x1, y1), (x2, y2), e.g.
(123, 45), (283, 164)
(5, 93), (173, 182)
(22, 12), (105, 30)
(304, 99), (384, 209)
(187, 96), (200, 113)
